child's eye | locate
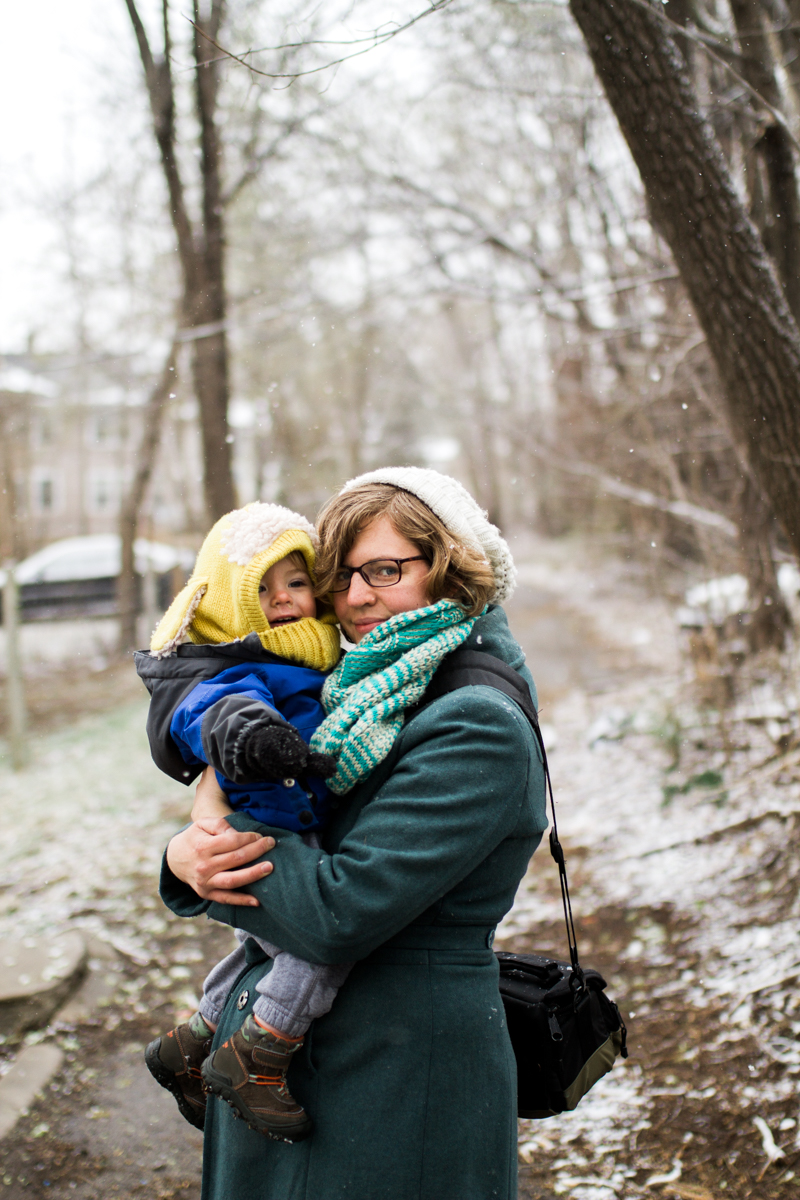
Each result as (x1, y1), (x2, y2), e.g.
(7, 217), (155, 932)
(258, 584), (266, 592)
(289, 579), (310, 589)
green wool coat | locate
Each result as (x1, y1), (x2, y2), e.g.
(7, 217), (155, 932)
(160, 606), (548, 1200)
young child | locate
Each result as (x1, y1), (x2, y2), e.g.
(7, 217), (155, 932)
(135, 502), (347, 1144)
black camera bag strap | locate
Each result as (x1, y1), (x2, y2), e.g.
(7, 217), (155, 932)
(412, 646), (580, 973)
(410, 645), (628, 1118)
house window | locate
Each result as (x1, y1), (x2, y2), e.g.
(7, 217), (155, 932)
(87, 470), (120, 514)
(92, 411), (121, 446)
(34, 416), (57, 446)
(31, 472), (60, 514)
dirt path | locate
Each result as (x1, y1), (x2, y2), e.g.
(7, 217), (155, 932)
(505, 541), (800, 1200)
(2, 541), (798, 1199)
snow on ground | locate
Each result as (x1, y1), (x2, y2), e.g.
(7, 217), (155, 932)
(506, 540), (800, 1013)
(0, 700), (189, 955)
(2, 540), (799, 1195)
(0, 617), (158, 675)
(501, 541), (800, 1193)
(0, 619), (120, 675)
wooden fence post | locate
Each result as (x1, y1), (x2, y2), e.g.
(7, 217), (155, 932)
(2, 564), (27, 770)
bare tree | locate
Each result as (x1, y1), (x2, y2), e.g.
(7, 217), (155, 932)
(568, 0), (800, 562)
(124, 0), (235, 520)
(117, 341), (179, 653)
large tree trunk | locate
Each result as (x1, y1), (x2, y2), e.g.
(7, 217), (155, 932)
(568, 0), (800, 560)
(668, 0), (798, 646)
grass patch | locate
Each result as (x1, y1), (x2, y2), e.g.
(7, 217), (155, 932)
(662, 769), (726, 807)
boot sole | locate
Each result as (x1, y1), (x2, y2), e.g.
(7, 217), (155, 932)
(201, 1060), (313, 1143)
(145, 1037), (206, 1131)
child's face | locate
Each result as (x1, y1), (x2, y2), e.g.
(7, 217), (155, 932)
(259, 556), (317, 627)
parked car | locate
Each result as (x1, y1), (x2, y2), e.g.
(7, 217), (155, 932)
(0, 536), (195, 622)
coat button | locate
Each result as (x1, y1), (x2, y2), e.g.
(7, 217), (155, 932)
(299, 810), (314, 825)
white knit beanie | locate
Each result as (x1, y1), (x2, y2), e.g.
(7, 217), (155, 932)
(341, 466), (517, 603)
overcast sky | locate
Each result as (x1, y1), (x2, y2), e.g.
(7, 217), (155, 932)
(0, 0), (425, 355)
(0, 0), (148, 351)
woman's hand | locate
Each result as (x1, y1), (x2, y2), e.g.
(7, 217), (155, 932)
(192, 765), (233, 822)
(166, 819), (275, 906)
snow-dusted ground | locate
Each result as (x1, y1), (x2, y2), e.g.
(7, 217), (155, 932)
(501, 540), (800, 1196)
(0, 700), (188, 955)
(2, 540), (799, 1196)
(0, 616), (162, 676)
(0, 618), (120, 676)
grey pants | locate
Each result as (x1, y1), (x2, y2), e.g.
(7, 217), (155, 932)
(199, 929), (352, 1038)
(198, 831), (352, 1038)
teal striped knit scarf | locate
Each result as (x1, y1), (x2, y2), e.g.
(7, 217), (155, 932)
(310, 598), (480, 794)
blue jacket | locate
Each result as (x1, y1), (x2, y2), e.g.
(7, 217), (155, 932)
(135, 636), (331, 833)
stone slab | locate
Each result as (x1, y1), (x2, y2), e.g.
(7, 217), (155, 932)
(0, 932), (86, 1036)
(56, 966), (116, 1025)
(56, 933), (119, 1025)
(0, 1042), (64, 1140)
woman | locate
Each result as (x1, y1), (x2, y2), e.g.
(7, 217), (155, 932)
(161, 467), (547, 1200)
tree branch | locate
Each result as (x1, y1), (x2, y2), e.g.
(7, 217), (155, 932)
(531, 444), (739, 537)
(387, 173), (679, 305)
(123, 0), (156, 78)
(186, 0), (454, 83)
(193, 0), (224, 280)
(626, 0), (800, 149)
(222, 114), (307, 207)
(123, 0), (197, 292)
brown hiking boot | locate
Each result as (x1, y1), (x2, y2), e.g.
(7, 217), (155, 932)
(145, 1018), (212, 1130)
(201, 1013), (312, 1142)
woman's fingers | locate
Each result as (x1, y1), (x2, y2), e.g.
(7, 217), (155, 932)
(195, 838), (274, 879)
(204, 888), (262, 907)
(193, 817), (272, 855)
(205, 860), (274, 892)
(166, 821), (275, 895)
(192, 859), (273, 901)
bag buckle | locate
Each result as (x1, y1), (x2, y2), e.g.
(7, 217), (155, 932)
(549, 829), (565, 866)
(547, 1011), (564, 1043)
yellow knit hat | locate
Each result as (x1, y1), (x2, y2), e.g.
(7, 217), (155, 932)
(150, 503), (341, 672)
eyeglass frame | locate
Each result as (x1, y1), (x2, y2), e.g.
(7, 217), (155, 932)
(330, 555), (429, 593)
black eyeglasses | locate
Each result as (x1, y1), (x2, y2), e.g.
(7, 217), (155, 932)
(331, 556), (429, 593)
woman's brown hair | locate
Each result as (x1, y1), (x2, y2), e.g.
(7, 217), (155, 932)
(315, 483), (496, 618)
